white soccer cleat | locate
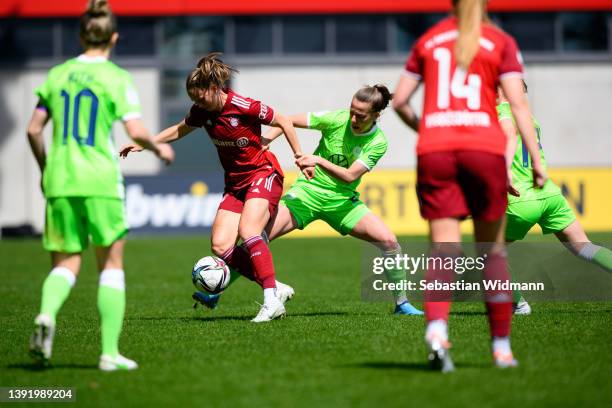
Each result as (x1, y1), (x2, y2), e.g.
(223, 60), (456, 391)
(251, 300), (286, 323)
(493, 351), (519, 368)
(514, 297), (532, 315)
(426, 334), (454, 373)
(275, 281), (295, 305)
(29, 314), (55, 366)
(99, 354), (139, 371)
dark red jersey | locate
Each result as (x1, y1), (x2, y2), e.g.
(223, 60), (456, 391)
(404, 16), (524, 156)
(185, 89), (283, 191)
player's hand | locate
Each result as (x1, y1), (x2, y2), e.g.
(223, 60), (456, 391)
(156, 143), (175, 165)
(296, 154), (318, 168)
(532, 163), (547, 188)
(301, 166), (315, 180)
(119, 143), (144, 158)
(507, 172), (520, 197)
(260, 136), (272, 152)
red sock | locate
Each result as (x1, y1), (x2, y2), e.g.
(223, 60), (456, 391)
(243, 236), (276, 289)
(484, 253), (513, 337)
(424, 248), (455, 323)
(221, 246), (255, 281)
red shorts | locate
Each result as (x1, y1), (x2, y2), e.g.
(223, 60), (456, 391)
(416, 151), (507, 221)
(219, 172), (284, 218)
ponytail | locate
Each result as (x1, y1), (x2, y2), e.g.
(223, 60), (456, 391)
(186, 52), (238, 94)
(80, 0), (116, 48)
(454, 0), (485, 69)
(354, 84), (393, 113)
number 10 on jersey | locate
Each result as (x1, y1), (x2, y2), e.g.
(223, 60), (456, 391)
(60, 88), (99, 146)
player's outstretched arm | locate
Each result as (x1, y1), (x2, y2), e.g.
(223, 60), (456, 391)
(26, 104), (50, 173)
(296, 155), (368, 183)
(262, 113), (309, 147)
(120, 120), (195, 162)
(501, 77), (547, 188)
(392, 75), (421, 132)
(269, 113), (303, 158)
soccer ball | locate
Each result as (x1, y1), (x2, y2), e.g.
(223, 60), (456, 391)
(191, 256), (231, 294)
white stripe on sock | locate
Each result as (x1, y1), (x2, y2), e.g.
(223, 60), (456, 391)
(50, 266), (77, 287)
(99, 269), (125, 291)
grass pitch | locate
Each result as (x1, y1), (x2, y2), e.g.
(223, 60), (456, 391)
(1, 233), (611, 407)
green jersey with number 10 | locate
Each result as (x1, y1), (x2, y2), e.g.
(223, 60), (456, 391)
(496, 101), (560, 203)
(36, 55), (142, 199)
(297, 109), (388, 196)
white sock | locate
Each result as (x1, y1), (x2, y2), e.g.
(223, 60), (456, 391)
(425, 319), (448, 342)
(263, 288), (277, 306)
(492, 336), (512, 355)
(395, 294), (408, 306)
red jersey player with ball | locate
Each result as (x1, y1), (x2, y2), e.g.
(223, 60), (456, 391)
(121, 53), (309, 322)
(392, 0), (546, 370)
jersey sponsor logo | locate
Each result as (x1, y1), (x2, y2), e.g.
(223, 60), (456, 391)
(259, 104), (269, 120)
(231, 95), (251, 110)
(230, 117), (239, 127)
(212, 138), (237, 147)
(236, 137), (249, 147)
(329, 154), (349, 167)
(212, 137), (249, 148)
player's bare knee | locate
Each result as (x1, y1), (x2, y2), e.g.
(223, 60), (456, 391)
(211, 241), (232, 257)
(238, 224), (262, 243)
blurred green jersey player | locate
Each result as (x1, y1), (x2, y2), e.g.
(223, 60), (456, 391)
(27, 0), (173, 371)
(497, 82), (612, 314)
(193, 85), (422, 315)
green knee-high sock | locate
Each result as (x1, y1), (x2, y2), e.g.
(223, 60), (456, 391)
(383, 246), (408, 305)
(593, 247), (612, 272)
(98, 270), (126, 358)
(506, 264), (522, 303)
(40, 267), (76, 323)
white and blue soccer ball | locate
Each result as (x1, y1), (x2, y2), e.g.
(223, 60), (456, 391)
(191, 256), (231, 294)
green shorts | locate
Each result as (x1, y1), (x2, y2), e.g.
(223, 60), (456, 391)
(43, 197), (128, 253)
(280, 182), (370, 235)
(505, 194), (576, 241)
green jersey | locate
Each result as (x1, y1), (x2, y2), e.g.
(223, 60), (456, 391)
(496, 102), (560, 203)
(296, 109), (387, 195)
(36, 55), (142, 199)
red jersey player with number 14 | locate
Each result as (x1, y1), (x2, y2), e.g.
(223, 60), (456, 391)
(393, 0), (546, 371)
(121, 53), (310, 322)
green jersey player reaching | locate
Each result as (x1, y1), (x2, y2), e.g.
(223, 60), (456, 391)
(193, 85), (422, 315)
(27, 0), (174, 370)
(498, 82), (612, 315)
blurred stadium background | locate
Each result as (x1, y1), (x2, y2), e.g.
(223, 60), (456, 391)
(0, 0), (611, 237)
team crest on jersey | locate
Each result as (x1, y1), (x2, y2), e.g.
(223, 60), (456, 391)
(236, 137), (249, 147)
(352, 146), (362, 156)
(230, 117), (239, 127)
